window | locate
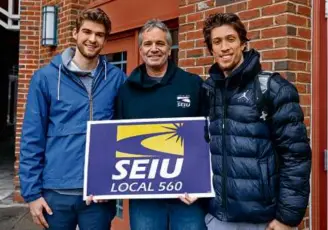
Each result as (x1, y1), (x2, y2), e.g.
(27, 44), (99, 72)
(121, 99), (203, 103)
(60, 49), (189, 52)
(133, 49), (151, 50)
(115, 199), (123, 218)
(106, 51), (126, 219)
(106, 51), (127, 73)
(170, 28), (179, 64)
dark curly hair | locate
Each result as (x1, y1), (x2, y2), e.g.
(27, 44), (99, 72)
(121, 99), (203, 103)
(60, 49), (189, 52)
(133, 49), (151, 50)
(76, 8), (112, 39)
(203, 13), (249, 54)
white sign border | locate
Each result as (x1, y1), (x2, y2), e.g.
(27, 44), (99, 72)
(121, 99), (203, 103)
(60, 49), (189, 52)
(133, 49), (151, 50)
(83, 116), (215, 200)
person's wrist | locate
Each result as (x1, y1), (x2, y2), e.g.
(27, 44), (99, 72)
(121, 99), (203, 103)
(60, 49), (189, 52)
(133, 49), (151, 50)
(25, 193), (42, 203)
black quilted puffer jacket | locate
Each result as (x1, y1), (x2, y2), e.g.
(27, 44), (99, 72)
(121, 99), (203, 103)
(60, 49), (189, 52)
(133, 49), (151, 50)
(203, 49), (311, 226)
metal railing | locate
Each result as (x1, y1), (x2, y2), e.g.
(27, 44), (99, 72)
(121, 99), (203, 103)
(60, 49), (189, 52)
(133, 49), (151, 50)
(7, 65), (18, 126)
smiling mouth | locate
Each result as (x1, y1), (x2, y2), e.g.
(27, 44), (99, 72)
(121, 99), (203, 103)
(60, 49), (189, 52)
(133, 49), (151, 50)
(220, 55), (233, 61)
(85, 44), (97, 49)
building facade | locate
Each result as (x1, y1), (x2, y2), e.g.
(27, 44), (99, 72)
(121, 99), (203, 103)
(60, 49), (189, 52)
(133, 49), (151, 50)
(14, 0), (327, 229)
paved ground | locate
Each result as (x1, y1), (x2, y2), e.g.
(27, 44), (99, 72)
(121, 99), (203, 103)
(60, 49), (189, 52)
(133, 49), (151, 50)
(0, 159), (14, 206)
(0, 138), (81, 230)
(0, 136), (42, 230)
(0, 132), (15, 198)
(0, 135), (15, 206)
(0, 205), (42, 230)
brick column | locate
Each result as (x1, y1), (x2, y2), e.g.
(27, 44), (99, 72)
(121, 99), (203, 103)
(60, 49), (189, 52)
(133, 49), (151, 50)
(178, 0), (311, 229)
(15, 0), (94, 203)
(15, 0), (43, 203)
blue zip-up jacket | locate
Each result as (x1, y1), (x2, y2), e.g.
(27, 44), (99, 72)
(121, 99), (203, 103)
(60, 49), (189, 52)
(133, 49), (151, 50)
(19, 48), (126, 202)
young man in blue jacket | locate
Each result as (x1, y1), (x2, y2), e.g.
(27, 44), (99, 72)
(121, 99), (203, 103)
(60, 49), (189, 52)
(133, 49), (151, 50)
(115, 19), (207, 230)
(19, 8), (126, 230)
(202, 13), (311, 230)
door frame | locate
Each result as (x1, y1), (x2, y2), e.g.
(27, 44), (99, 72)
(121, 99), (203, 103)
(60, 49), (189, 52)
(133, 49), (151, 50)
(101, 31), (139, 230)
(102, 30), (139, 76)
(311, 0), (327, 229)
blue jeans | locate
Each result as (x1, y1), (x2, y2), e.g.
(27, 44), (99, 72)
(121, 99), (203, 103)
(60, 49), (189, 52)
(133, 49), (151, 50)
(129, 199), (206, 230)
(43, 190), (116, 230)
(205, 214), (268, 230)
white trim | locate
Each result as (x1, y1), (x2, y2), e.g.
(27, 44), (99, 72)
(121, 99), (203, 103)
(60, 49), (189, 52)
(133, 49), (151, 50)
(88, 116), (206, 125)
(85, 192), (215, 201)
(0, 8), (19, 19)
(83, 116), (212, 201)
(0, 0), (20, 31)
(83, 120), (92, 199)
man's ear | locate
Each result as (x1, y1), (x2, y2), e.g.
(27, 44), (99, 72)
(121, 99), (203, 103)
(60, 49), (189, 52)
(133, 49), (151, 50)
(72, 28), (78, 40)
(139, 46), (142, 56)
(241, 42), (247, 51)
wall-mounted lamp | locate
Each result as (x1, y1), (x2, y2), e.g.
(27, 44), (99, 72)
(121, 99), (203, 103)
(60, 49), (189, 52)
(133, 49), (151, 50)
(41, 6), (58, 46)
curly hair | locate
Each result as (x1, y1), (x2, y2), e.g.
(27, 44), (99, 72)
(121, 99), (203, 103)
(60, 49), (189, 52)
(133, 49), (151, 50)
(203, 13), (249, 54)
(75, 8), (112, 39)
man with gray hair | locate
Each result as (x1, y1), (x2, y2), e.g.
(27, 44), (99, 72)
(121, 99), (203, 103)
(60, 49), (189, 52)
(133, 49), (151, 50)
(115, 19), (208, 230)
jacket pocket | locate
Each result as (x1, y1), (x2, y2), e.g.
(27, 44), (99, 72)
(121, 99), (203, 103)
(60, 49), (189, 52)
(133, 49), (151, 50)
(259, 160), (271, 203)
(47, 123), (86, 137)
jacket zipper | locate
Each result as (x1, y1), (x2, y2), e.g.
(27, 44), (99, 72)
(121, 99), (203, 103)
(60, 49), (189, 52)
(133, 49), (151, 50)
(73, 77), (94, 121)
(222, 86), (227, 212)
(64, 68), (100, 121)
(88, 67), (104, 121)
(89, 94), (93, 121)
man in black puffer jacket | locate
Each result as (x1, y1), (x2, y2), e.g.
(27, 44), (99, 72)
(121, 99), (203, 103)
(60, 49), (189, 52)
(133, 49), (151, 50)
(202, 13), (311, 230)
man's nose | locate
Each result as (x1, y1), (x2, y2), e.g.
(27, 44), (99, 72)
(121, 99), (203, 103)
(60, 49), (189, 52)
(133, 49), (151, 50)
(89, 33), (96, 42)
(150, 43), (158, 52)
(221, 40), (230, 51)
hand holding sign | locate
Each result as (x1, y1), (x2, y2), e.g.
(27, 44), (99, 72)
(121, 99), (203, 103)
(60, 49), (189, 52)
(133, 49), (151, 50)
(85, 195), (109, 205)
(179, 193), (198, 205)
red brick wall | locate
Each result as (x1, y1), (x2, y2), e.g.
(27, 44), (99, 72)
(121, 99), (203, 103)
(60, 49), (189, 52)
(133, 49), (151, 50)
(15, 0), (42, 203)
(178, 0), (311, 229)
(15, 0), (95, 202)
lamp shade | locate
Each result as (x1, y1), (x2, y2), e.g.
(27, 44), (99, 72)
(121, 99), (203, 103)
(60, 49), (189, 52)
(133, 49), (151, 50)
(41, 6), (58, 46)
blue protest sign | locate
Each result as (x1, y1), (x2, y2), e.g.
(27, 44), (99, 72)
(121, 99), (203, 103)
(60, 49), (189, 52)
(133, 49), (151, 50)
(83, 117), (214, 200)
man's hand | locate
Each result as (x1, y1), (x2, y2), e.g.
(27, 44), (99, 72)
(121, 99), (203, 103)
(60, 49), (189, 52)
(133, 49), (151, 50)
(179, 193), (198, 205)
(266, 219), (292, 230)
(28, 197), (53, 229)
(85, 195), (109, 205)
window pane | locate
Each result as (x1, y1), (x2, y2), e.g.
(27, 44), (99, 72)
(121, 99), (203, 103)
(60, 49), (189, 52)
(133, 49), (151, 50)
(170, 48), (179, 65)
(123, 52), (127, 60)
(170, 29), (178, 46)
(106, 51), (127, 74)
(169, 28), (179, 64)
(107, 52), (126, 62)
(116, 199), (123, 219)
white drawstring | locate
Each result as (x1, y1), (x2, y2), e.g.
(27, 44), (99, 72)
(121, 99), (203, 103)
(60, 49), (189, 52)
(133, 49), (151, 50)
(57, 64), (62, 100)
(104, 61), (107, 80)
(57, 60), (105, 100)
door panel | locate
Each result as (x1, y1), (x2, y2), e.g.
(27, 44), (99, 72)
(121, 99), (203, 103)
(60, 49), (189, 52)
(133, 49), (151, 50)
(101, 22), (179, 230)
(312, 1), (327, 229)
(102, 33), (138, 76)
(103, 33), (138, 230)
